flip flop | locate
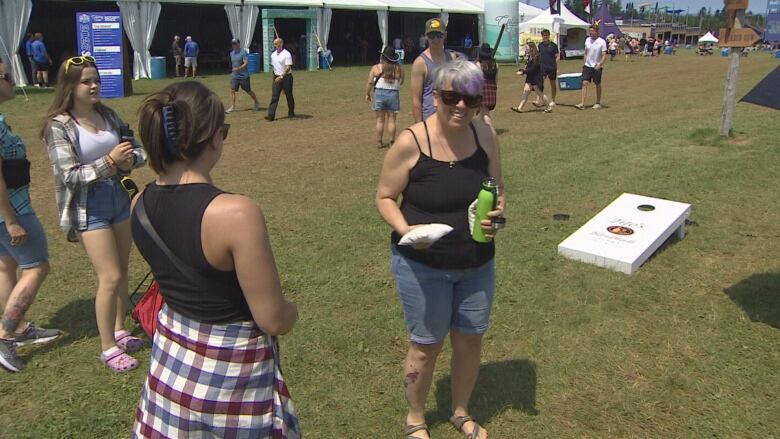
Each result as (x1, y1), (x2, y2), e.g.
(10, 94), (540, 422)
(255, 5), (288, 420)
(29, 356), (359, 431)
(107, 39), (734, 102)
(450, 415), (484, 439)
(510, 106), (523, 114)
(404, 423), (429, 439)
(115, 330), (144, 353)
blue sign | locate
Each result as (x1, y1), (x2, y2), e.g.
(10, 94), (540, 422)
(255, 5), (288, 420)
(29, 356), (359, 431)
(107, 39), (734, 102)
(767, 0), (780, 42)
(76, 12), (124, 98)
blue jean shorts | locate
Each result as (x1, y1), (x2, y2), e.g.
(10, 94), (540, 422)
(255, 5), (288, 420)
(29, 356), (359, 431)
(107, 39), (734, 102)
(85, 178), (130, 231)
(391, 246), (495, 345)
(373, 88), (400, 113)
(0, 214), (49, 268)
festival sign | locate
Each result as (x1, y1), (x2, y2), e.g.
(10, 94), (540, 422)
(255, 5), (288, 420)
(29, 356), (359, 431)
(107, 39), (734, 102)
(766, 0), (780, 42)
(558, 193), (692, 274)
(76, 12), (124, 99)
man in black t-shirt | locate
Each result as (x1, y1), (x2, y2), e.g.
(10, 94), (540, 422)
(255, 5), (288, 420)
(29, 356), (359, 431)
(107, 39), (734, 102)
(536, 29), (559, 106)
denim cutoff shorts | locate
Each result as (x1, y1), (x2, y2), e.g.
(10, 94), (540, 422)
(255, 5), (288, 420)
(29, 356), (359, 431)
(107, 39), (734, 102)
(0, 214), (49, 268)
(373, 88), (400, 113)
(391, 246), (495, 345)
(85, 178), (130, 231)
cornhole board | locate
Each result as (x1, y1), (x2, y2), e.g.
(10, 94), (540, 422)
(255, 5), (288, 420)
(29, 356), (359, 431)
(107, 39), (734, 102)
(558, 193), (692, 274)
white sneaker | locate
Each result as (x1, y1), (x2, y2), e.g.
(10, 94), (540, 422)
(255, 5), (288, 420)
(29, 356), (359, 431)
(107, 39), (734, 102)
(549, 101), (556, 107)
(225, 106), (235, 113)
(592, 103), (602, 109)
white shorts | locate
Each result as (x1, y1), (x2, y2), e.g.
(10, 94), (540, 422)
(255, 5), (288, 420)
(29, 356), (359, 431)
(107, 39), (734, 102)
(184, 57), (198, 68)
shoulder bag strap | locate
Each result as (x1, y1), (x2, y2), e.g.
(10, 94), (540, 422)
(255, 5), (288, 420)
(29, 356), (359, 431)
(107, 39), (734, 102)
(135, 193), (211, 286)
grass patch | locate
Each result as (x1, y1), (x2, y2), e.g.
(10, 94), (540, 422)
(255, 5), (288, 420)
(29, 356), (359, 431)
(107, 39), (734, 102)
(0, 51), (778, 437)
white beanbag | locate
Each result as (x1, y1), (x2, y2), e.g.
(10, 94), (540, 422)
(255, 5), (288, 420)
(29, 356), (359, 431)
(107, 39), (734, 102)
(398, 223), (454, 246)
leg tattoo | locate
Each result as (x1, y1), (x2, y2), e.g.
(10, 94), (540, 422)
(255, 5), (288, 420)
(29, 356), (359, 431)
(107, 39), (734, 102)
(1, 286), (33, 334)
(404, 370), (420, 388)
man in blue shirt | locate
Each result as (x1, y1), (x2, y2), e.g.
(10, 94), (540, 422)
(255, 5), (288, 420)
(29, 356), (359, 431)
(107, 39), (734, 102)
(24, 33), (36, 86)
(183, 36), (199, 78)
(225, 39), (259, 113)
(30, 33), (52, 87)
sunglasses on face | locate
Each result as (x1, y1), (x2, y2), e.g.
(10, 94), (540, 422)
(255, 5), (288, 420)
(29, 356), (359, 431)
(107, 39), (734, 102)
(64, 55), (96, 74)
(427, 32), (445, 40)
(220, 124), (231, 140)
(437, 90), (482, 108)
(0, 73), (12, 85)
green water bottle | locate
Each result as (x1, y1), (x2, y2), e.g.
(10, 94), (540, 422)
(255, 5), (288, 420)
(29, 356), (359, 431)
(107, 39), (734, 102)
(472, 177), (498, 243)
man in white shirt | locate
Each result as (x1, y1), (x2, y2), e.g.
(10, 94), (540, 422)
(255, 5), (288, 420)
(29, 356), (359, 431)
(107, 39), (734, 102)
(265, 38), (296, 122)
(576, 25), (607, 110)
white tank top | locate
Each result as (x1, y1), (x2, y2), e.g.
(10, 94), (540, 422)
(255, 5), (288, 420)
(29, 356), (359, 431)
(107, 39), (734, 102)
(75, 120), (119, 164)
(375, 76), (400, 90)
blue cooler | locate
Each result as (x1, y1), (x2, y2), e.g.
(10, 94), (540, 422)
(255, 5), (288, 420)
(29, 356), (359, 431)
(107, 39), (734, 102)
(319, 53), (329, 69)
(150, 56), (166, 79)
(558, 73), (582, 90)
(721, 48), (730, 56)
(775, 50), (780, 59)
(247, 53), (260, 74)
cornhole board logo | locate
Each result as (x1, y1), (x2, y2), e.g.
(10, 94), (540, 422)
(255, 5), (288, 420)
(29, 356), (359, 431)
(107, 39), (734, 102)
(558, 193), (692, 274)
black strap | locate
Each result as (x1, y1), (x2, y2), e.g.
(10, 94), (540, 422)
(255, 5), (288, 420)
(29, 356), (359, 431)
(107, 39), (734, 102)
(468, 122), (482, 150)
(422, 120), (433, 158)
(135, 192), (211, 286)
(405, 128), (422, 153)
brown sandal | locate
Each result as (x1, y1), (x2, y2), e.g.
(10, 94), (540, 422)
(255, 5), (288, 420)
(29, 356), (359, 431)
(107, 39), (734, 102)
(450, 415), (484, 439)
(404, 423), (429, 439)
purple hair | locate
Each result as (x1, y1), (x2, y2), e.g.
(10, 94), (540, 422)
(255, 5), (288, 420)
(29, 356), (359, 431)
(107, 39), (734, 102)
(430, 57), (484, 96)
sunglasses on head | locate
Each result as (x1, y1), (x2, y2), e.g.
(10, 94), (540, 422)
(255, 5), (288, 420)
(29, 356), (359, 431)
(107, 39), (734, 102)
(220, 124), (231, 140)
(64, 55), (96, 74)
(437, 90), (482, 108)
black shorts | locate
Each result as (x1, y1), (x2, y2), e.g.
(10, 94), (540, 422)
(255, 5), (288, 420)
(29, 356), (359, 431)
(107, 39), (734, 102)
(33, 59), (50, 71)
(542, 69), (557, 81)
(230, 77), (251, 92)
(581, 66), (603, 85)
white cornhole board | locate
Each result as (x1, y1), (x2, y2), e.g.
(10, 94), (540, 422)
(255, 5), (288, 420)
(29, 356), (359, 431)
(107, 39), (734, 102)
(558, 193), (692, 274)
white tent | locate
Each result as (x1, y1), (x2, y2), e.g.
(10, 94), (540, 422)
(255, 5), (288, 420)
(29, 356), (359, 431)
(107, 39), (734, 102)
(517, 2), (543, 24)
(699, 31), (718, 44)
(519, 5), (590, 34)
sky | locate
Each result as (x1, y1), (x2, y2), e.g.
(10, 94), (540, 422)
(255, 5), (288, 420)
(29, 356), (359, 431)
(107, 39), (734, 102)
(525, 0), (769, 15)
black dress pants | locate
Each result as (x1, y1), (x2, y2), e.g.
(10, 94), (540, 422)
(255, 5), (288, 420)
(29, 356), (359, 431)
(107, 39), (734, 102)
(267, 75), (295, 119)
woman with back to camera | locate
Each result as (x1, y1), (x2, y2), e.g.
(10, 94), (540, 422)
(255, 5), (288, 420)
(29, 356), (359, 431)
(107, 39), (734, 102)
(476, 43), (498, 125)
(41, 55), (147, 372)
(512, 42), (552, 114)
(376, 58), (506, 439)
(366, 46), (405, 148)
(132, 81), (300, 438)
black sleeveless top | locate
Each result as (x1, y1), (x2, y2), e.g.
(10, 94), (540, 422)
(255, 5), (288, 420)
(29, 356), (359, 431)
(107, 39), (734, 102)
(132, 182), (252, 323)
(391, 121), (495, 269)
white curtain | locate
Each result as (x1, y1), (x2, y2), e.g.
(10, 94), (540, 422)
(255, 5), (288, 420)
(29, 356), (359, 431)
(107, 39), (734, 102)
(118, 1), (161, 80)
(0, 0), (32, 86)
(477, 13), (484, 46)
(316, 7), (332, 49)
(224, 4), (259, 52)
(377, 10), (388, 49)
(440, 12), (449, 28)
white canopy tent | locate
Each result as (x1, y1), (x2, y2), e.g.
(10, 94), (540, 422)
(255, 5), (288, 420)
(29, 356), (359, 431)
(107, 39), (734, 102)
(519, 5), (590, 34)
(0, 0), (33, 86)
(118, 1), (161, 80)
(699, 31), (718, 44)
(517, 2), (543, 24)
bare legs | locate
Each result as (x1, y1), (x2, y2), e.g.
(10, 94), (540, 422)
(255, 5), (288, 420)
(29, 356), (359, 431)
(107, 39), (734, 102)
(579, 81), (603, 107)
(403, 331), (488, 439)
(374, 111), (398, 148)
(515, 83), (550, 112)
(0, 257), (50, 339)
(79, 220), (132, 351)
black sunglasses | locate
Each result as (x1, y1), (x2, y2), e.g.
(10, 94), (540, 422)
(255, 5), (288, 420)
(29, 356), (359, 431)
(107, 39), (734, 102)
(437, 90), (482, 108)
(220, 124), (231, 140)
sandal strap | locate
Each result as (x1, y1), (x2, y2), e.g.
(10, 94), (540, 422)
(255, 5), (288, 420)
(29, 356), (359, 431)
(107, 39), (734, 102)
(450, 415), (481, 439)
(403, 423), (428, 436)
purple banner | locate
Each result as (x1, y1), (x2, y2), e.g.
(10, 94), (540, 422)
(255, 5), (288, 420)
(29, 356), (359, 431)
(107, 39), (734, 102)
(76, 12), (124, 98)
(767, 0), (780, 42)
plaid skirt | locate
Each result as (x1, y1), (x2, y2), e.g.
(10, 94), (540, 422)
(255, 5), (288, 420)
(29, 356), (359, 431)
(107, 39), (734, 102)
(481, 79), (497, 111)
(133, 305), (301, 439)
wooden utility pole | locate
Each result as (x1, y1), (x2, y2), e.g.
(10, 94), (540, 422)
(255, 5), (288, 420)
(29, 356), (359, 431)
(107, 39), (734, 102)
(718, 0), (761, 136)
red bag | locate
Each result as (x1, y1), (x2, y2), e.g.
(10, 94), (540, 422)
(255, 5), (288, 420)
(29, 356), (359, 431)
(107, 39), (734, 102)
(131, 281), (165, 338)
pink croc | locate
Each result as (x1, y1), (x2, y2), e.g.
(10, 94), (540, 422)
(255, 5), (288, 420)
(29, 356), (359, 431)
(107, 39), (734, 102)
(100, 347), (139, 373)
(115, 330), (144, 353)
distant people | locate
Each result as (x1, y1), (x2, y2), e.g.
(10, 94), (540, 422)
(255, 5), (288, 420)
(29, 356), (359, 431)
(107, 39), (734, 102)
(411, 18), (459, 122)
(170, 35), (183, 77)
(393, 36), (403, 50)
(464, 33), (473, 58)
(403, 36), (415, 63)
(376, 58), (504, 439)
(41, 55), (147, 372)
(0, 56), (60, 373)
(536, 29), (559, 106)
(609, 38), (618, 61)
(366, 47), (404, 148)
(624, 38), (634, 61)
(655, 38), (662, 56)
(418, 32), (428, 54)
(225, 39), (260, 113)
(576, 25), (607, 110)
(24, 33), (36, 85)
(265, 38), (295, 122)
(183, 36), (199, 78)
(133, 81), (299, 438)
(511, 42), (552, 113)
(31, 33), (52, 88)
(476, 43), (498, 124)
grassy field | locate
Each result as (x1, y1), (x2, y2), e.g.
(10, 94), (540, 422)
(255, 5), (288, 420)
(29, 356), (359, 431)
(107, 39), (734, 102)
(0, 50), (778, 438)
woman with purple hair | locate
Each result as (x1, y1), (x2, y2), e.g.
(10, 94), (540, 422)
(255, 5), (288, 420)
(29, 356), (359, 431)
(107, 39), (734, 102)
(376, 57), (505, 439)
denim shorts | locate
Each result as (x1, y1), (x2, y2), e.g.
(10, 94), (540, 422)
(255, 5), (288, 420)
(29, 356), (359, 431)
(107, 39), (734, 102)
(0, 214), (49, 268)
(391, 246), (495, 344)
(85, 178), (130, 231)
(373, 88), (400, 113)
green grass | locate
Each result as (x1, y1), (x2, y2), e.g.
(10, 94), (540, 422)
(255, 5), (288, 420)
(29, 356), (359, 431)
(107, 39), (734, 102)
(0, 50), (778, 438)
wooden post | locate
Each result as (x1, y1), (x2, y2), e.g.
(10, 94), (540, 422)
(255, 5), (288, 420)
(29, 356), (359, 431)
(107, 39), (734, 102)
(719, 6), (746, 137)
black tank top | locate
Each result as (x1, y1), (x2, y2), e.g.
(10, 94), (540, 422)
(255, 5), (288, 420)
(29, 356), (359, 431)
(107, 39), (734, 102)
(391, 121), (495, 269)
(132, 182), (252, 323)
